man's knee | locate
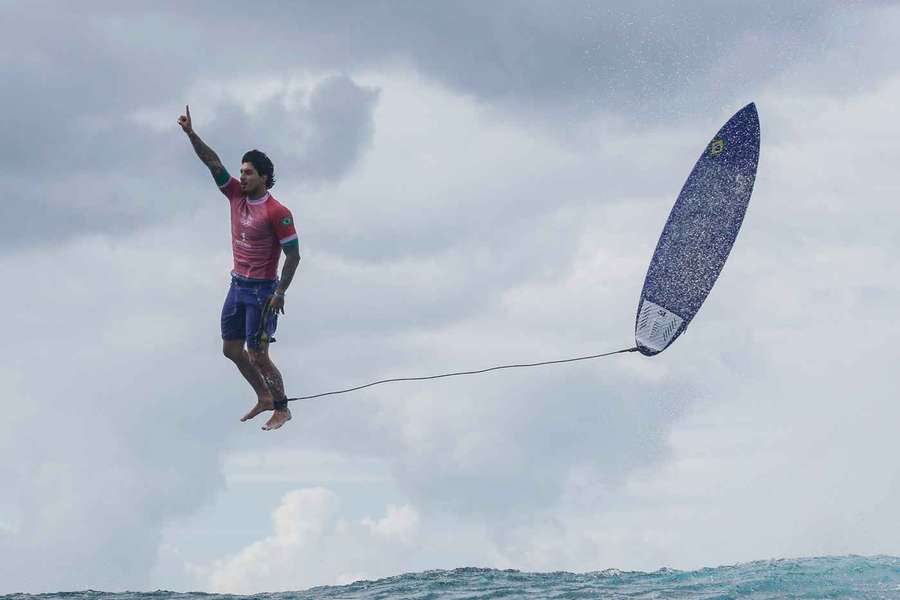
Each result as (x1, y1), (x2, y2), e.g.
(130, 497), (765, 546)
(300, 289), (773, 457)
(247, 346), (269, 367)
(223, 340), (246, 362)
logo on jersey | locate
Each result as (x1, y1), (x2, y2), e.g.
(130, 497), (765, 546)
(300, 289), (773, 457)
(281, 217), (293, 226)
(709, 138), (725, 157)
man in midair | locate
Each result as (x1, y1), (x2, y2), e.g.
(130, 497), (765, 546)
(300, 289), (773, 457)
(178, 105), (300, 431)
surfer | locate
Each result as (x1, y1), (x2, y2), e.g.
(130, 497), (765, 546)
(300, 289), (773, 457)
(178, 105), (301, 431)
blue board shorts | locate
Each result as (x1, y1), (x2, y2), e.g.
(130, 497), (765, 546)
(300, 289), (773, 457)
(221, 274), (279, 349)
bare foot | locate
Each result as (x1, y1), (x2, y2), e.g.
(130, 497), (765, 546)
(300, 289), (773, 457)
(241, 396), (274, 422)
(262, 407), (292, 431)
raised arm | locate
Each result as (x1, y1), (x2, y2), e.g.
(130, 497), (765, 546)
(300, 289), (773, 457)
(178, 105), (229, 186)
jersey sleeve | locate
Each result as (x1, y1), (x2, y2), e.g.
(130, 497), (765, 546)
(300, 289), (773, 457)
(218, 175), (242, 201)
(270, 204), (299, 247)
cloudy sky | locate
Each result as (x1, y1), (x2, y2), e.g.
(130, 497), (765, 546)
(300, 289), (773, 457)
(2, 0), (899, 594)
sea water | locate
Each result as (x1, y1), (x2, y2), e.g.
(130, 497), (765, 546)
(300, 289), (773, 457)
(3, 555), (899, 599)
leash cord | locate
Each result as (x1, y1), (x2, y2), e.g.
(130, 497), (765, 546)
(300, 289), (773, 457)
(286, 346), (639, 402)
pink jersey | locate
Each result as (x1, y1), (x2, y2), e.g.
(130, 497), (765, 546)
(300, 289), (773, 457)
(219, 177), (298, 280)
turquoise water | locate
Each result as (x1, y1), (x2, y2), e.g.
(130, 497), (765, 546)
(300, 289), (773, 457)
(3, 556), (899, 599)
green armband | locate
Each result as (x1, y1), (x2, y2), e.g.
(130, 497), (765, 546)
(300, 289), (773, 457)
(214, 168), (230, 187)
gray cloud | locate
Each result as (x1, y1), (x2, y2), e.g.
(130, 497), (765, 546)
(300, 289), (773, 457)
(296, 75), (380, 181)
(2, 1), (895, 255)
(129, 0), (852, 118)
(0, 73), (378, 251)
(205, 75), (379, 184)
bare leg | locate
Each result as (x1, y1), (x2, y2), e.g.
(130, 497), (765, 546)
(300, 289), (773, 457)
(223, 340), (274, 420)
(248, 345), (292, 431)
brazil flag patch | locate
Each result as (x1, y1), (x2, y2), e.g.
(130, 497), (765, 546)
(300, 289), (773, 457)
(281, 217), (293, 226)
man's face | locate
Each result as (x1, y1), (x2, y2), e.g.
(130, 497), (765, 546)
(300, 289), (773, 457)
(239, 162), (266, 192)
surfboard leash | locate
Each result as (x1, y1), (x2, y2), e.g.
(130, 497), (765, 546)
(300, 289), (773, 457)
(286, 346), (639, 402)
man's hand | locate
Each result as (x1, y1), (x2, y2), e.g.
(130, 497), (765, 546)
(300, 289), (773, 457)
(268, 294), (285, 315)
(178, 105), (193, 134)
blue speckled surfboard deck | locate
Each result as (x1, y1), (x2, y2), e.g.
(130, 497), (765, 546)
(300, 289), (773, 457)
(636, 103), (760, 356)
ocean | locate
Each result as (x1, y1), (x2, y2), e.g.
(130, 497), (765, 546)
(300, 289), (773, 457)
(3, 555), (899, 599)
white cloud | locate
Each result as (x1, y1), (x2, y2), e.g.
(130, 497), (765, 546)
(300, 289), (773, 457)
(193, 488), (423, 593)
(362, 504), (420, 545)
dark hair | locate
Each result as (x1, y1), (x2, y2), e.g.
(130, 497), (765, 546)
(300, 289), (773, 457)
(241, 149), (276, 189)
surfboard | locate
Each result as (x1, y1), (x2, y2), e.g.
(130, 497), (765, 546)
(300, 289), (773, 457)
(635, 103), (760, 356)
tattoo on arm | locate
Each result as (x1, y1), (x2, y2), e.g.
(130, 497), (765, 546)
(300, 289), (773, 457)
(188, 131), (227, 181)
